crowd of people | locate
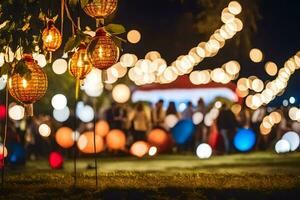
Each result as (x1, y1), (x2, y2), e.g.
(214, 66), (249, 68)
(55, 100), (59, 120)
(102, 98), (298, 154)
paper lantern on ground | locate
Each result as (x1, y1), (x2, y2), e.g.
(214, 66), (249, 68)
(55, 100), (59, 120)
(49, 152), (63, 169)
(147, 129), (170, 151)
(83, 0), (118, 19)
(8, 54), (48, 116)
(68, 44), (93, 80)
(106, 129), (126, 150)
(233, 128), (256, 152)
(95, 120), (110, 137)
(171, 120), (195, 144)
(87, 27), (119, 70)
(130, 141), (150, 158)
(42, 20), (62, 52)
(55, 127), (74, 149)
(77, 131), (104, 154)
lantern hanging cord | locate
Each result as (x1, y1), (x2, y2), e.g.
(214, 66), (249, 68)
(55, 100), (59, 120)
(93, 98), (98, 189)
(64, 0), (78, 31)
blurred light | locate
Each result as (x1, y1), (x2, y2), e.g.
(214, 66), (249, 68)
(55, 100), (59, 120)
(120, 54), (138, 67)
(165, 114), (179, 128)
(51, 94), (67, 110)
(95, 120), (110, 137)
(55, 127), (74, 148)
(289, 97), (296, 104)
(127, 30), (141, 44)
(39, 124), (51, 137)
(282, 131), (300, 151)
(52, 59), (68, 74)
(9, 104), (25, 121)
(275, 139), (290, 154)
(249, 48), (263, 63)
(130, 141), (149, 158)
(49, 152), (63, 169)
(33, 54), (47, 68)
(228, 1), (242, 15)
(0, 144), (8, 158)
(77, 131), (104, 154)
(77, 105), (94, 123)
(178, 103), (187, 112)
(53, 107), (70, 122)
(192, 112), (204, 125)
(148, 146), (158, 156)
(106, 129), (126, 150)
(196, 143), (212, 159)
(265, 62), (278, 76)
(283, 99), (289, 107)
(0, 75), (7, 90)
(112, 84), (131, 104)
(233, 128), (256, 152)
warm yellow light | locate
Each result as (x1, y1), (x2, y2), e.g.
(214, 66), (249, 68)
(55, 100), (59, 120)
(249, 48), (263, 63)
(127, 30), (141, 44)
(228, 1), (242, 15)
(265, 62), (278, 76)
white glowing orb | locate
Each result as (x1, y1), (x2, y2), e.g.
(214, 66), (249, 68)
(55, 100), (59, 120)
(77, 105), (94, 123)
(52, 59), (68, 75)
(53, 107), (70, 122)
(148, 146), (158, 156)
(275, 139), (291, 154)
(9, 105), (25, 121)
(282, 131), (300, 151)
(51, 94), (67, 110)
(33, 54), (47, 67)
(192, 112), (204, 125)
(0, 75), (7, 90)
(165, 114), (179, 128)
(38, 124), (51, 137)
(112, 84), (131, 104)
(196, 143), (212, 159)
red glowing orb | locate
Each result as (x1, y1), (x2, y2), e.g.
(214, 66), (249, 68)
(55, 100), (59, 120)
(0, 105), (6, 120)
(49, 151), (63, 169)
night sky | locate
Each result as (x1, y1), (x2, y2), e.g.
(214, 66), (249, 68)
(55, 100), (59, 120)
(104, 0), (300, 106)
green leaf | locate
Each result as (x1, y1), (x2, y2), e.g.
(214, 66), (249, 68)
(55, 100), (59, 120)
(105, 24), (126, 35)
(14, 60), (32, 80)
(0, 62), (11, 76)
(80, 0), (89, 8)
(64, 34), (82, 53)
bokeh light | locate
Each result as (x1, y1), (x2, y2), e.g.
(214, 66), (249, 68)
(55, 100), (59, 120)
(112, 84), (131, 104)
(52, 59), (68, 75)
(8, 104), (25, 121)
(275, 139), (290, 154)
(249, 48), (263, 63)
(106, 129), (126, 150)
(282, 131), (300, 151)
(49, 152), (63, 169)
(39, 124), (51, 137)
(95, 120), (110, 137)
(130, 141), (149, 158)
(233, 128), (256, 152)
(127, 30), (141, 44)
(196, 143), (212, 159)
(77, 131), (104, 154)
(55, 127), (74, 149)
(51, 94), (67, 110)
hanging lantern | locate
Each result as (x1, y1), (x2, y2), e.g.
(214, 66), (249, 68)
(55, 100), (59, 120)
(8, 54), (48, 116)
(68, 44), (93, 80)
(83, 0), (118, 19)
(42, 20), (62, 52)
(87, 27), (119, 71)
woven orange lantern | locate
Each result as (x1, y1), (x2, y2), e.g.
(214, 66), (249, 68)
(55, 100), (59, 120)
(42, 20), (62, 52)
(87, 27), (119, 70)
(68, 44), (93, 80)
(8, 54), (48, 116)
(83, 0), (118, 19)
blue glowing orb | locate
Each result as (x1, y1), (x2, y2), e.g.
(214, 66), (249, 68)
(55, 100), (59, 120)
(233, 128), (256, 152)
(171, 120), (195, 144)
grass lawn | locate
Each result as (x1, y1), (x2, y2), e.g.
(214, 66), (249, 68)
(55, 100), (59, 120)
(1, 152), (300, 199)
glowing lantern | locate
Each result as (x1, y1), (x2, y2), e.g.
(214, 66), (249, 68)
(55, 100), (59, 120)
(68, 44), (93, 80)
(77, 131), (104, 154)
(8, 54), (48, 116)
(130, 141), (150, 158)
(106, 129), (126, 150)
(83, 0), (118, 19)
(55, 127), (74, 149)
(42, 20), (62, 52)
(147, 129), (170, 151)
(49, 152), (63, 169)
(95, 120), (110, 137)
(112, 84), (131, 103)
(87, 27), (119, 70)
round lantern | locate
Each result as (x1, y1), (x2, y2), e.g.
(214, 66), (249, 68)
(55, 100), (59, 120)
(95, 120), (110, 137)
(77, 131), (104, 154)
(49, 151), (64, 169)
(83, 0), (118, 19)
(147, 129), (170, 151)
(106, 129), (126, 150)
(8, 54), (48, 116)
(55, 127), (74, 149)
(130, 141), (150, 158)
(68, 44), (93, 80)
(87, 27), (119, 71)
(42, 20), (62, 52)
